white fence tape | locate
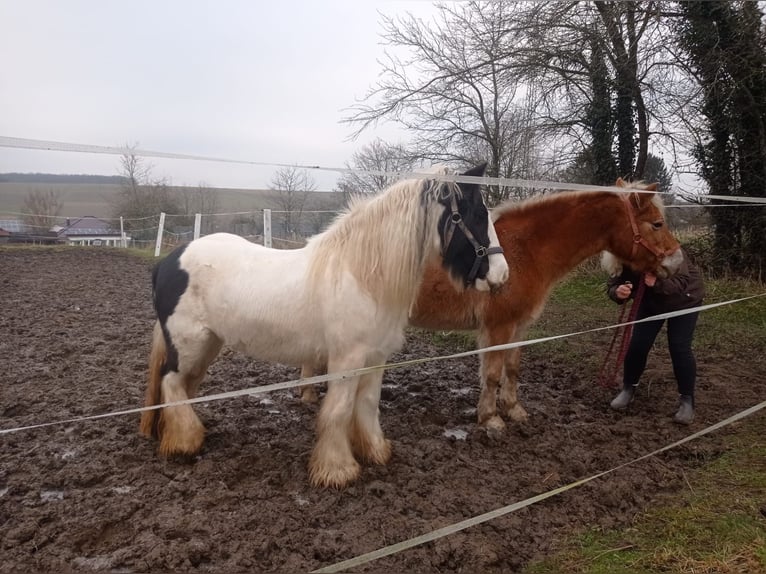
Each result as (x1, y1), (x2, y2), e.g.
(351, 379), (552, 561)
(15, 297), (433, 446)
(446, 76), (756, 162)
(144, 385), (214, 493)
(4, 135), (766, 204)
(311, 399), (766, 573)
(1, 293), (763, 437)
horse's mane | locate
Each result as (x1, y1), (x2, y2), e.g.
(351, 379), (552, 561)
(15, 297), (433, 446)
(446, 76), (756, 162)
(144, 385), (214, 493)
(491, 181), (665, 223)
(308, 166), (460, 312)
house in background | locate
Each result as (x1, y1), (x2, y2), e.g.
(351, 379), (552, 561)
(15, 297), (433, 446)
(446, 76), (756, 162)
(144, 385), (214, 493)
(56, 216), (128, 247)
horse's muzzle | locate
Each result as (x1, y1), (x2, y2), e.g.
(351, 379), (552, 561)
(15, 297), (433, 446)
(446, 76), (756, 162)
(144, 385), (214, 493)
(486, 253), (510, 290)
(660, 247), (684, 277)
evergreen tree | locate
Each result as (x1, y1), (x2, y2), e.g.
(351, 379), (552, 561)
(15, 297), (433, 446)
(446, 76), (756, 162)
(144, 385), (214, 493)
(676, 0), (766, 275)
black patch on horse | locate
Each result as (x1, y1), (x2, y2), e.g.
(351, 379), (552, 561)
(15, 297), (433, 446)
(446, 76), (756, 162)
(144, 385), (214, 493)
(437, 163), (493, 287)
(152, 243), (190, 375)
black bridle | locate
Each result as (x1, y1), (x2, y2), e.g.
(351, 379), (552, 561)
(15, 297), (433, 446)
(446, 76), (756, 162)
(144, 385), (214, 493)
(441, 190), (504, 285)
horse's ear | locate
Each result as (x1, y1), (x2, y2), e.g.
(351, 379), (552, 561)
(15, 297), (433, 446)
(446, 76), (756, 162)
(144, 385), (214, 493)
(645, 182), (658, 191)
(615, 177), (626, 187)
(462, 163), (487, 178)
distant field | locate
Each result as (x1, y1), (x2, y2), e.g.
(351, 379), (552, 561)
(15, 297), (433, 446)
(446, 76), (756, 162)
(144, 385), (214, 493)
(0, 181), (342, 219)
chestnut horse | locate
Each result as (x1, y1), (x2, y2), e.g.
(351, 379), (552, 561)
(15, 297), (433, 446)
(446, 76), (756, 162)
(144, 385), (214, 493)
(300, 180), (682, 433)
(140, 164), (508, 488)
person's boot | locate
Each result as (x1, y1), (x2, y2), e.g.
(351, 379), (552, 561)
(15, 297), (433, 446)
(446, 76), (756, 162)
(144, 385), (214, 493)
(673, 395), (695, 425)
(610, 385), (636, 410)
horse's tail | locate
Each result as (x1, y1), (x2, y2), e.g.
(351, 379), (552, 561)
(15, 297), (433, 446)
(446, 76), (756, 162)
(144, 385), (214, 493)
(139, 321), (166, 439)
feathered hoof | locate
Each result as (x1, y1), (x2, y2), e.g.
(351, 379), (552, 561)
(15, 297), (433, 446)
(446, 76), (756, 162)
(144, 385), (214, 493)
(505, 404), (529, 423)
(308, 456), (361, 489)
(480, 414), (506, 432)
(157, 421), (205, 458)
(138, 410), (159, 439)
(354, 437), (392, 465)
(299, 385), (319, 404)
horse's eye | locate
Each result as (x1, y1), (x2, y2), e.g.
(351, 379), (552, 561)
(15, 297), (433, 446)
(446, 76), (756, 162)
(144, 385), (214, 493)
(652, 221), (664, 230)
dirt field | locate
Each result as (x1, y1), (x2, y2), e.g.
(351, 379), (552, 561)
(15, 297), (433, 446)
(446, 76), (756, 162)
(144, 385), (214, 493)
(1, 248), (762, 573)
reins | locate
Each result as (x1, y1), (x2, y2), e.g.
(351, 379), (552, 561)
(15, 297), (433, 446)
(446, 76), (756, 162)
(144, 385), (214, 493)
(441, 190), (504, 285)
(597, 278), (646, 388)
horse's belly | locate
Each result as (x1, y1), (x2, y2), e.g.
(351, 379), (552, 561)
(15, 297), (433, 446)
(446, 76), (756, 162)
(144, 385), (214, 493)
(229, 328), (322, 366)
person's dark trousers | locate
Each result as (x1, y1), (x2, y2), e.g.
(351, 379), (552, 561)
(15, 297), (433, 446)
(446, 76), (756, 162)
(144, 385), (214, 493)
(623, 308), (700, 397)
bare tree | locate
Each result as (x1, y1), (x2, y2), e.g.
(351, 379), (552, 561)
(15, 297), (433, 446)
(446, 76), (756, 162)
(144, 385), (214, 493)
(22, 189), (63, 230)
(335, 138), (418, 200)
(504, 1), (675, 180)
(178, 182), (220, 234)
(112, 147), (180, 238)
(344, 1), (547, 204)
(270, 166), (316, 237)
(346, 1), (689, 198)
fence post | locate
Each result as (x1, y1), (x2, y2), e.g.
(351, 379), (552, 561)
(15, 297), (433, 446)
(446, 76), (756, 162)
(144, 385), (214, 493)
(263, 209), (272, 248)
(119, 216), (126, 248)
(193, 213), (202, 240)
(154, 212), (166, 257)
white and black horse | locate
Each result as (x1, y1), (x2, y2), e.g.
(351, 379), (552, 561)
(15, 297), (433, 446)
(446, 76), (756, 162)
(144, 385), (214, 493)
(140, 164), (508, 488)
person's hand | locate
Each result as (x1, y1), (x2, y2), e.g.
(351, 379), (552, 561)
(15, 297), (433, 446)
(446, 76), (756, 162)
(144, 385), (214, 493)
(615, 282), (632, 300)
(644, 272), (657, 287)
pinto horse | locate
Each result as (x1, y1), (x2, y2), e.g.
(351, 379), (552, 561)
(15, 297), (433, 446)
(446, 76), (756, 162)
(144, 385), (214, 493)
(300, 179), (683, 433)
(139, 164), (508, 488)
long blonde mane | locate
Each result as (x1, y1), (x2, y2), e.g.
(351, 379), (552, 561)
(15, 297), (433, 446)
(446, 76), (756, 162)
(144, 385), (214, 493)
(308, 167), (459, 312)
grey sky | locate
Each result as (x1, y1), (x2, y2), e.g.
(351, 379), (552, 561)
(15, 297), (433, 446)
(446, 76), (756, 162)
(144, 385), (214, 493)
(0, 1), (434, 190)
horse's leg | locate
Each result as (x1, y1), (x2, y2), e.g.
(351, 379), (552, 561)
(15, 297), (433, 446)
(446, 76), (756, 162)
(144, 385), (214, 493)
(158, 330), (221, 457)
(309, 352), (363, 488)
(350, 369), (391, 465)
(498, 347), (529, 423)
(298, 363), (320, 404)
(477, 325), (513, 432)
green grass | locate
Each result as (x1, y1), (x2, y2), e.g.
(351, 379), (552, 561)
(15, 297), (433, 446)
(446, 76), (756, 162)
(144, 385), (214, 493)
(418, 329), (477, 353)
(523, 271), (766, 574)
(525, 419), (766, 574)
(695, 277), (766, 350)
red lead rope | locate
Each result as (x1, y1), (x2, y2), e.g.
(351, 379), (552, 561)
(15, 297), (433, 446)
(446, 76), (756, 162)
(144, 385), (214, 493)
(597, 278), (646, 388)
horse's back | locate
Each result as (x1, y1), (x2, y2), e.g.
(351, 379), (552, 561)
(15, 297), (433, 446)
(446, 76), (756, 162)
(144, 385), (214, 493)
(160, 234), (329, 362)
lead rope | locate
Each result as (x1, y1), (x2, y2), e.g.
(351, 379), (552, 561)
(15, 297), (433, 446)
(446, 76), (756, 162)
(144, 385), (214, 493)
(597, 278), (646, 388)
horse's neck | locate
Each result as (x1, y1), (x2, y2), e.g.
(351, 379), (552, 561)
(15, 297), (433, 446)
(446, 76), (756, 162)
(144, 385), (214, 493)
(501, 194), (614, 282)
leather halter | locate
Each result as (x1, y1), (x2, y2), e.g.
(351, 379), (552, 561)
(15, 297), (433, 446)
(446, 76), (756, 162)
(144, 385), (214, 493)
(621, 193), (670, 260)
(441, 190), (504, 285)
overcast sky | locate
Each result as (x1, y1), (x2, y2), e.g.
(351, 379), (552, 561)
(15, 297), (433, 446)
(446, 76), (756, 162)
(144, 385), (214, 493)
(0, 1), (436, 191)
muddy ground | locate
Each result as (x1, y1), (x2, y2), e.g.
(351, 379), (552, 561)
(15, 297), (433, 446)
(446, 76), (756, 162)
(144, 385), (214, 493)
(0, 248), (763, 573)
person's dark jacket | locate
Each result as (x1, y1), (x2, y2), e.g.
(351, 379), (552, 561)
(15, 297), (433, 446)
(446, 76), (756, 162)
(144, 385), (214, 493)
(606, 250), (705, 315)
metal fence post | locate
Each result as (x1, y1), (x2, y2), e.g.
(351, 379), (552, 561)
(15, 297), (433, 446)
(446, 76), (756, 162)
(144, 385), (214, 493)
(193, 213), (202, 240)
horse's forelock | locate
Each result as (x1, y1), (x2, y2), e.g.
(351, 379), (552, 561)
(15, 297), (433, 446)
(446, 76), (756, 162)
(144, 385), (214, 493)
(649, 191), (666, 216)
(420, 167), (463, 203)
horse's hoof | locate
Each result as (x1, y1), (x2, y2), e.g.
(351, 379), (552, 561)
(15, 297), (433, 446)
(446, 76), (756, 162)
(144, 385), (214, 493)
(300, 386), (319, 404)
(308, 458), (362, 489)
(480, 415), (506, 432)
(365, 439), (392, 465)
(351, 433), (392, 465)
(506, 404), (529, 423)
(158, 429), (204, 458)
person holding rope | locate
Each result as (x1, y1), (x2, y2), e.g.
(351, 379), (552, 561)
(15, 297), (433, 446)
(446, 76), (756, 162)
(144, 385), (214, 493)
(604, 250), (705, 424)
